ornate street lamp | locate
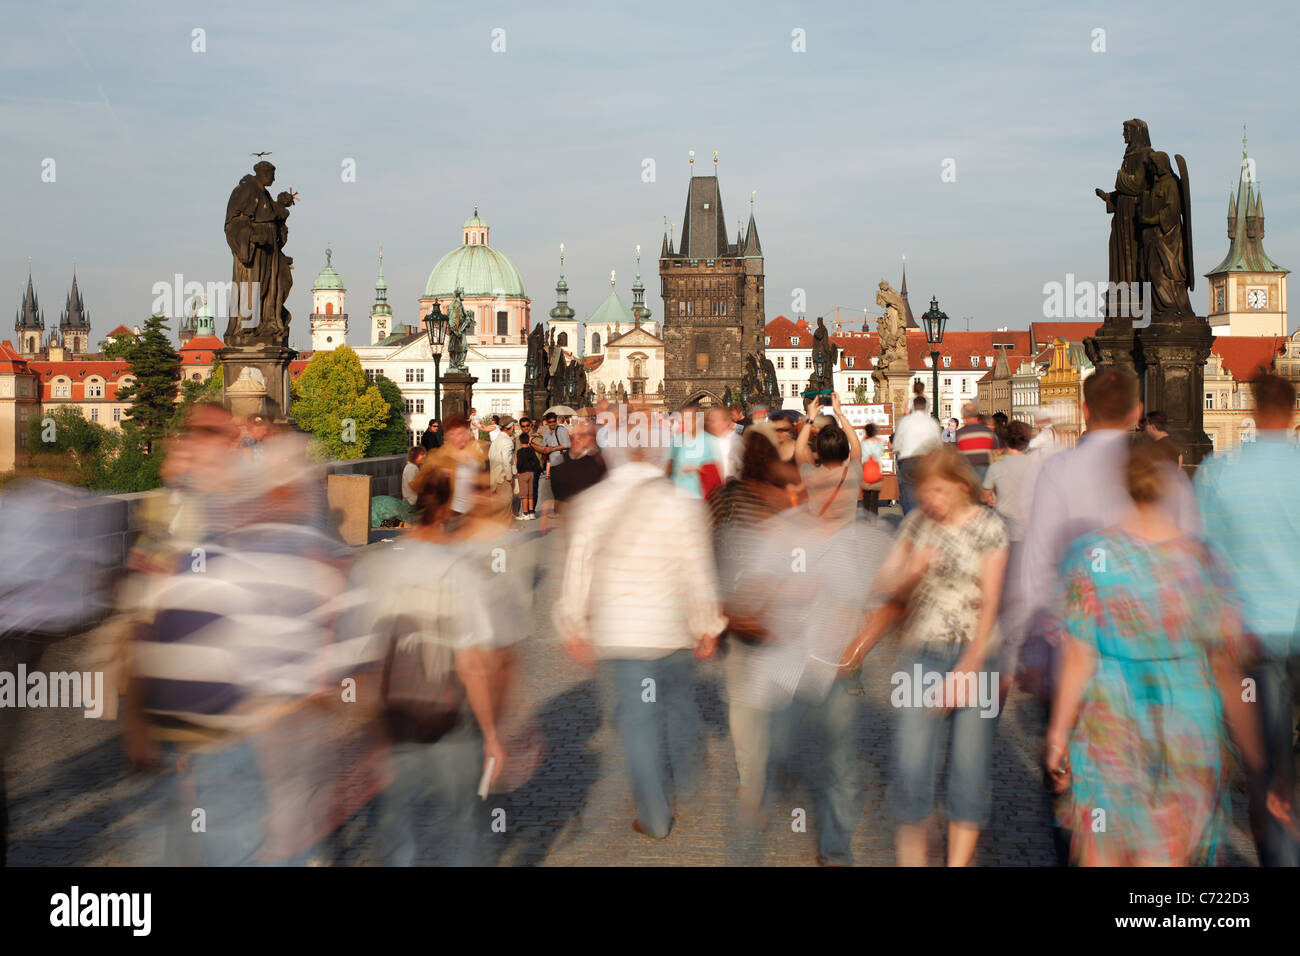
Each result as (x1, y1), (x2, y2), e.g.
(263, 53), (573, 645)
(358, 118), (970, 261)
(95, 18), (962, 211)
(423, 303), (449, 421)
(921, 296), (949, 422)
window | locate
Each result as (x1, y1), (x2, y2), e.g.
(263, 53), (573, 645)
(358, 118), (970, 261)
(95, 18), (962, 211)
(415, 399), (425, 414)
(365, 369), (377, 383)
(804, 356), (813, 369)
(764, 336), (771, 347)
(790, 383), (799, 396)
(679, 301), (686, 316)
(631, 380), (644, 396)
(491, 368), (511, 383)
(847, 357), (855, 368)
(90, 408), (99, 422)
(325, 302), (333, 315)
(720, 301), (726, 315)
(777, 355), (785, 369)
(687, 301), (694, 316)
(404, 399), (414, 414)
(407, 430), (415, 446)
(791, 337), (800, 347)
(943, 356), (952, 368)
(847, 378), (855, 389)
(944, 378), (952, 387)
(405, 368), (415, 383)
(415, 368), (425, 383)
(53, 382), (70, 398)
(497, 311), (508, 337)
(113, 408), (121, 422)
(711, 300), (719, 316)
(971, 357), (979, 367)
(88, 381), (103, 397)
(1204, 392), (1214, 410)
(591, 332), (601, 354)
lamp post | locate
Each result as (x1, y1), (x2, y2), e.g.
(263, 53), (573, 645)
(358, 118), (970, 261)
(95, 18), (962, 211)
(423, 304), (449, 421)
(921, 296), (949, 422)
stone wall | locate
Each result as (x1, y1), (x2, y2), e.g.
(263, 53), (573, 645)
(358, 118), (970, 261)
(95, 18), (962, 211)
(74, 454), (407, 569)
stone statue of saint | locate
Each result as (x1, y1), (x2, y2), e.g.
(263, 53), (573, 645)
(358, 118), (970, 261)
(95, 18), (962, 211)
(446, 287), (474, 372)
(224, 161), (295, 345)
(760, 355), (780, 408)
(875, 281), (909, 369)
(1139, 150), (1194, 317)
(809, 316), (838, 393)
(1096, 119), (1153, 304)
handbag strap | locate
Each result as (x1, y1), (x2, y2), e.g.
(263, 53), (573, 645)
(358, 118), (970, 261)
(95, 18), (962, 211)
(817, 463), (851, 518)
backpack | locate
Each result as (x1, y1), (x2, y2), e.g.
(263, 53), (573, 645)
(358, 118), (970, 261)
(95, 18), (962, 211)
(516, 442), (540, 472)
(378, 612), (466, 744)
(862, 456), (882, 484)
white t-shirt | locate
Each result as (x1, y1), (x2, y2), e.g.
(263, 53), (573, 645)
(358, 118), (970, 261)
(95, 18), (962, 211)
(401, 462), (419, 505)
(892, 410), (942, 460)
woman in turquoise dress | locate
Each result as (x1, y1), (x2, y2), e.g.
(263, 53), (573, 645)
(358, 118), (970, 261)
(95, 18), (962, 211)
(1046, 442), (1278, 865)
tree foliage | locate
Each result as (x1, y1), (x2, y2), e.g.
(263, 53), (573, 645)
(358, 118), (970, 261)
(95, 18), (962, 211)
(115, 313), (181, 454)
(289, 345), (389, 460)
(369, 373), (411, 456)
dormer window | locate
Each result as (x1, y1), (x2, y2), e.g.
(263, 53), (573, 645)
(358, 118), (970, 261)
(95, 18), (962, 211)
(943, 355), (952, 368)
(971, 356), (979, 367)
(791, 337), (800, 346)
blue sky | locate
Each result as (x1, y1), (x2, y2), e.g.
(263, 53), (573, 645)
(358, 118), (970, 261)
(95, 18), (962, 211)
(3, 0), (1297, 349)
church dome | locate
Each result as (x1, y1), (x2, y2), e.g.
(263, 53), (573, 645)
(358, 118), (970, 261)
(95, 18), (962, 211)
(587, 289), (634, 327)
(313, 250), (345, 291)
(424, 210), (527, 299)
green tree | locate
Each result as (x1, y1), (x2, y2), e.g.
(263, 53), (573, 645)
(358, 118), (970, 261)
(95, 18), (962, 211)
(26, 406), (113, 486)
(369, 373), (412, 456)
(290, 345), (389, 460)
(180, 359), (224, 409)
(115, 313), (181, 454)
(98, 332), (137, 359)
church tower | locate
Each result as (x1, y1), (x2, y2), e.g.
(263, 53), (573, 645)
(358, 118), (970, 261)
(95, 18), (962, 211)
(631, 245), (654, 332)
(59, 270), (90, 356)
(659, 153), (765, 408)
(14, 266), (44, 357)
(370, 249), (393, 343)
(309, 248), (348, 351)
(1206, 133), (1289, 337)
(548, 244), (578, 351)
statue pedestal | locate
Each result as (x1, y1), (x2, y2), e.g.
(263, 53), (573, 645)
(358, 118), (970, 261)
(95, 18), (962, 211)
(217, 344), (297, 421)
(1135, 315), (1214, 467)
(872, 363), (916, 423)
(440, 371), (477, 421)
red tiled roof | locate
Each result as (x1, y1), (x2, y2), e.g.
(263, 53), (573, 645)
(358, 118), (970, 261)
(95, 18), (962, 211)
(0, 340), (33, 375)
(289, 359), (310, 377)
(584, 354), (604, 371)
(1029, 321), (1100, 350)
(106, 325), (133, 338)
(1212, 336), (1284, 383)
(764, 315), (813, 348)
(181, 334), (224, 351)
(28, 358), (132, 401)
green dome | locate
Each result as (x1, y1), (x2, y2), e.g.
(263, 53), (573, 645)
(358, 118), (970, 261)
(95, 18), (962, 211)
(464, 213), (488, 228)
(424, 244), (527, 299)
(587, 289), (634, 328)
(313, 265), (344, 291)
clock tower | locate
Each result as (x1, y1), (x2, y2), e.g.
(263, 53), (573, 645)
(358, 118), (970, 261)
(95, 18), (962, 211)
(1205, 134), (1289, 337)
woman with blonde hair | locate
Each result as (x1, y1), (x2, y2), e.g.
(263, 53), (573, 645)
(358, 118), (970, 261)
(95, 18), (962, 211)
(841, 444), (1008, 865)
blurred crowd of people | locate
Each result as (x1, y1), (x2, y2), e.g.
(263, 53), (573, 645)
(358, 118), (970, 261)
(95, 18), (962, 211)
(2, 370), (1299, 867)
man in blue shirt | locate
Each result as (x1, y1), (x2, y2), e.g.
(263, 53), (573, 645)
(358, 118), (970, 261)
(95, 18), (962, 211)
(1196, 373), (1300, 866)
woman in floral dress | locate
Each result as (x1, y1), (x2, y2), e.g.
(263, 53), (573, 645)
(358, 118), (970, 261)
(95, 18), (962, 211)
(1046, 441), (1276, 865)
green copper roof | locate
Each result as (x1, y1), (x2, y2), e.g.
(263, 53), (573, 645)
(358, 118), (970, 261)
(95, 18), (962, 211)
(424, 244), (527, 299)
(313, 264), (345, 291)
(1208, 149), (1288, 276)
(587, 289), (635, 328)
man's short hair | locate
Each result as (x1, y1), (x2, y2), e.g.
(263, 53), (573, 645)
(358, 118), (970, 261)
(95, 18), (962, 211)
(912, 396), (928, 411)
(1253, 373), (1297, 419)
(544, 412), (558, 421)
(443, 413), (470, 432)
(1083, 367), (1140, 425)
(961, 402), (978, 419)
(1145, 410), (1168, 432)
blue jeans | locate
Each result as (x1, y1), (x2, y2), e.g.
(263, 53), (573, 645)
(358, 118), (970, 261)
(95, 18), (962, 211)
(894, 645), (996, 828)
(379, 723), (486, 866)
(159, 740), (268, 866)
(603, 650), (701, 838)
(898, 457), (922, 515)
(769, 681), (859, 865)
(1251, 655), (1300, 866)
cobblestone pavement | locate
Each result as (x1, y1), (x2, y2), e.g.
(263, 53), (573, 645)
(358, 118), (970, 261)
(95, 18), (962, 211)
(5, 520), (1261, 866)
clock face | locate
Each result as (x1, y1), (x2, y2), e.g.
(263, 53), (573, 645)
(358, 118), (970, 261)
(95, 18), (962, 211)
(1248, 288), (1268, 309)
